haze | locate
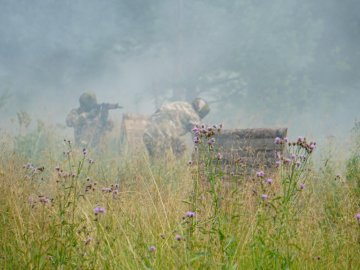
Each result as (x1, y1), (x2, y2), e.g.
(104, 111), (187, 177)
(0, 0), (359, 141)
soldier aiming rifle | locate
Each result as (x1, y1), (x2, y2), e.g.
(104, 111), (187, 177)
(66, 92), (123, 147)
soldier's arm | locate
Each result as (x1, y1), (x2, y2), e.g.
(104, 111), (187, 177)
(184, 110), (201, 133)
(66, 109), (80, 127)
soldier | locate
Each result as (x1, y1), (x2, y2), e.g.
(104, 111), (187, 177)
(143, 97), (210, 158)
(66, 92), (122, 147)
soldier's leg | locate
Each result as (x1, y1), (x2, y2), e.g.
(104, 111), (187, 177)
(143, 133), (156, 157)
(171, 138), (187, 158)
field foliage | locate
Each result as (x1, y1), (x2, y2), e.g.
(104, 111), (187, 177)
(0, 123), (359, 269)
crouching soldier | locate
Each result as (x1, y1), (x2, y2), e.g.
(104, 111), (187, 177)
(66, 92), (122, 147)
(143, 97), (210, 158)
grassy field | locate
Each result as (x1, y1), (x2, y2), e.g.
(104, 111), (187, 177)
(0, 124), (359, 269)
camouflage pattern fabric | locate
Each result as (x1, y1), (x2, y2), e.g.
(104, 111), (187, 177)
(66, 106), (113, 147)
(143, 101), (201, 158)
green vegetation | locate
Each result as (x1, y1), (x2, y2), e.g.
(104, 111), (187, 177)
(0, 124), (359, 269)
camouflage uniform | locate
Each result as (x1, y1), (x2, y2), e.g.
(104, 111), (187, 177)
(66, 93), (115, 147)
(143, 98), (210, 158)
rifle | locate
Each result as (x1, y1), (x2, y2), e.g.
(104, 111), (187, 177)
(98, 103), (123, 111)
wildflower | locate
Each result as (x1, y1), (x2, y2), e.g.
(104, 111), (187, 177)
(193, 136), (200, 144)
(192, 126), (199, 133)
(297, 136), (305, 143)
(274, 137), (281, 144)
(309, 142), (316, 150)
(290, 154), (296, 160)
(265, 178), (273, 184)
(112, 190), (119, 198)
(148, 245), (156, 252)
(296, 160), (301, 168)
(283, 158), (292, 165)
(94, 206), (106, 215)
(88, 158), (95, 164)
(28, 196), (36, 207)
(356, 213), (360, 223)
(186, 211), (196, 218)
(275, 160), (281, 167)
(283, 137), (288, 143)
(256, 171), (265, 178)
(261, 194), (269, 200)
(300, 183), (305, 190)
(83, 148), (88, 156)
(175, 234), (181, 241)
(188, 160), (193, 165)
(217, 152), (223, 160)
(38, 196), (51, 204)
(207, 138), (215, 146)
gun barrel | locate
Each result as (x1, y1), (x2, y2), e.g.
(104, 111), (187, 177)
(100, 103), (123, 110)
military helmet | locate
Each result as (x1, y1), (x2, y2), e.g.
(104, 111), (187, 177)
(192, 97), (210, 119)
(79, 92), (97, 111)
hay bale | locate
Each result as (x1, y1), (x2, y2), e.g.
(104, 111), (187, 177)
(214, 128), (287, 175)
(119, 113), (150, 152)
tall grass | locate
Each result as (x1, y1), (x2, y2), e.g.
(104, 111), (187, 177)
(0, 125), (359, 269)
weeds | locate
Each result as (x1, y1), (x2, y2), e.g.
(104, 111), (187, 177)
(0, 124), (359, 269)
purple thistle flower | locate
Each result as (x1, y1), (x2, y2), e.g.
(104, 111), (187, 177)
(355, 213), (360, 223)
(266, 178), (273, 184)
(39, 196), (51, 204)
(256, 171), (265, 178)
(298, 136), (305, 142)
(207, 138), (215, 146)
(275, 160), (281, 167)
(175, 234), (181, 241)
(94, 206), (106, 215)
(192, 127), (199, 133)
(274, 137), (281, 144)
(296, 160), (301, 168)
(309, 142), (316, 150)
(300, 183), (305, 190)
(149, 245), (156, 252)
(82, 148), (88, 156)
(217, 152), (223, 160)
(261, 194), (269, 200)
(283, 158), (292, 165)
(193, 136), (200, 144)
(186, 211), (196, 218)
